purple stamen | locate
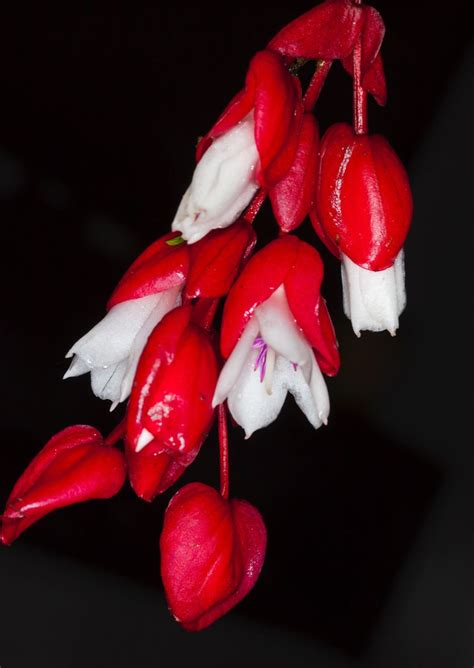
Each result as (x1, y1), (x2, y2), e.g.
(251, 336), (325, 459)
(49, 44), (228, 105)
(252, 336), (268, 383)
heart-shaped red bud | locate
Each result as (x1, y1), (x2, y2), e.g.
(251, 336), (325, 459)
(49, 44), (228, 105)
(160, 483), (267, 631)
(1, 425), (126, 545)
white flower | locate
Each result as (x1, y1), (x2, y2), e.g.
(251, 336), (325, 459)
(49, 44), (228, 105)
(212, 286), (330, 438)
(341, 250), (406, 336)
(64, 287), (181, 410)
(171, 113), (260, 244)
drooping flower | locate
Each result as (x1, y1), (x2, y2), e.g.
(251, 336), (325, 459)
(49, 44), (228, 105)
(0, 425), (126, 545)
(125, 305), (218, 498)
(314, 122), (413, 335)
(160, 483), (266, 631)
(64, 232), (189, 408)
(213, 236), (339, 437)
(172, 49), (303, 243)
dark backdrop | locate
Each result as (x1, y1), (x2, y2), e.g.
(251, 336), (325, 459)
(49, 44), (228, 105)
(0, 3), (473, 667)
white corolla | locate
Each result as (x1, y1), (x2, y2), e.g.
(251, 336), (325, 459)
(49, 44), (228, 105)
(64, 287), (181, 410)
(212, 286), (329, 438)
(341, 250), (406, 336)
(172, 113), (260, 244)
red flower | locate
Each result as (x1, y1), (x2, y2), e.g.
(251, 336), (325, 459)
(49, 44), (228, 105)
(1, 426), (126, 545)
(314, 122), (413, 335)
(126, 306), (218, 498)
(214, 236), (339, 437)
(160, 483), (267, 631)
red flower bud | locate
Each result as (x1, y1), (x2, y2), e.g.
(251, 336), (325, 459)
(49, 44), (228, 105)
(126, 306), (218, 496)
(108, 232), (189, 309)
(269, 114), (319, 232)
(185, 220), (256, 299)
(160, 483), (267, 631)
(196, 50), (303, 189)
(0, 425), (126, 545)
(315, 123), (413, 271)
(268, 0), (365, 61)
(125, 445), (186, 503)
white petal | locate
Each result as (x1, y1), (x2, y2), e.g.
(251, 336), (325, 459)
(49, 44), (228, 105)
(212, 318), (259, 407)
(136, 428), (155, 453)
(67, 293), (162, 368)
(276, 355), (324, 430)
(255, 285), (310, 367)
(117, 285), (182, 403)
(172, 113), (259, 244)
(227, 346), (287, 438)
(341, 250), (406, 335)
(90, 360), (128, 403)
(63, 356), (90, 379)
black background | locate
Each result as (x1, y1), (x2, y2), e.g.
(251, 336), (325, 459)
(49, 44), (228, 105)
(0, 2), (473, 666)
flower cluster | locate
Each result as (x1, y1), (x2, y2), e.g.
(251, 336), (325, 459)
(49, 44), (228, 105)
(1, 0), (412, 631)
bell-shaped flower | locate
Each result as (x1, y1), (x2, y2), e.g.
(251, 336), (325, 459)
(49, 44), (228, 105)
(172, 50), (303, 243)
(213, 236), (339, 438)
(64, 232), (189, 408)
(314, 123), (412, 335)
(126, 306), (218, 498)
(160, 482), (266, 631)
(0, 425), (126, 545)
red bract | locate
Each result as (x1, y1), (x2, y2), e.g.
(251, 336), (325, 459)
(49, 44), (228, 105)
(269, 114), (319, 232)
(268, 0), (364, 60)
(341, 5), (387, 106)
(126, 306), (218, 490)
(315, 123), (413, 271)
(108, 232), (189, 309)
(196, 49), (303, 189)
(125, 444), (186, 502)
(185, 220), (256, 299)
(160, 483), (267, 631)
(0, 426), (126, 545)
(221, 235), (339, 376)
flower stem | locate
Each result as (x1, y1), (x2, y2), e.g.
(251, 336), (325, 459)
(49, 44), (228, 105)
(243, 189), (266, 224)
(218, 403), (230, 500)
(352, 0), (368, 135)
(104, 419), (126, 447)
(303, 59), (332, 112)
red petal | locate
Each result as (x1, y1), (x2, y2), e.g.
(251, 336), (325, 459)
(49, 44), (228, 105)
(1, 426), (126, 545)
(161, 483), (267, 631)
(196, 50), (303, 189)
(268, 0), (364, 60)
(309, 206), (341, 258)
(185, 220), (256, 299)
(317, 123), (413, 270)
(220, 236), (300, 359)
(269, 114), (319, 232)
(341, 6), (386, 105)
(284, 241), (340, 376)
(125, 444), (187, 502)
(107, 232), (189, 309)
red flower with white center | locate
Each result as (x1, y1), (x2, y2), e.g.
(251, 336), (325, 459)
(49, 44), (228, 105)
(126, 306), (218, 497)
(64, 232), (188, 409)
(0, 425), (126, 545)
(172, 49), (303, 243)
(213, 236), (339, 437)
(314, 122), (413, 335)
(160, 482), (266, 631)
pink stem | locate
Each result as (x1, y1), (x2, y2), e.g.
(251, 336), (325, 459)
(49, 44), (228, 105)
(352, 0), (368, 135)
(218, 403), (230, 500)
(303, 59), (332, 112)
(104, 419), (126, 447)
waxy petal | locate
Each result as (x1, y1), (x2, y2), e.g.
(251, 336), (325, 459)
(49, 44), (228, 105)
(317, 123), (413, 271)
(108, 232), (188, 309)
(268, 0), (365, 60)
(185, 220), (256, 299)
(197, 50), (303, 189)
(269, 114), (319, 232)
(1, 426), (126, 545)
(221, 236), (300, 359)
(161, 483), (267, 631)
